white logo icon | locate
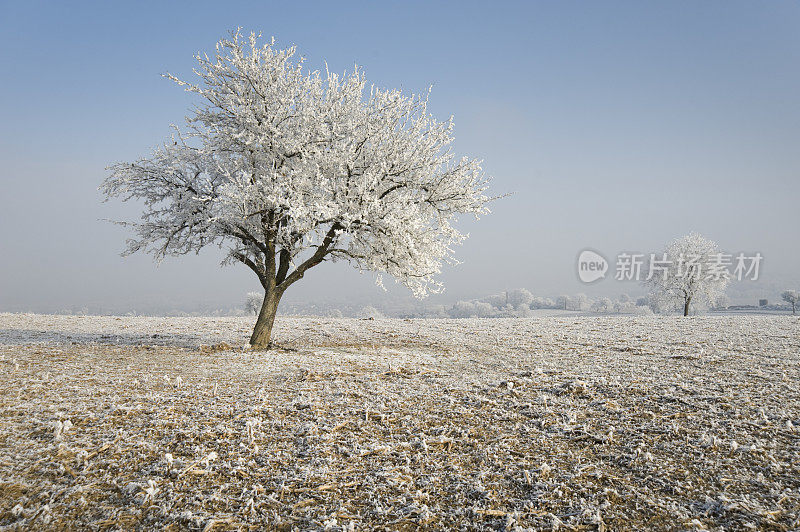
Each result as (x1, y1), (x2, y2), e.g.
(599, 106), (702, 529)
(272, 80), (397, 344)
(577, 250), (608, 283)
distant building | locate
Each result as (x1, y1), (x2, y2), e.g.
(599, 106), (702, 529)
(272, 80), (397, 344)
(759, 299), (768, 307)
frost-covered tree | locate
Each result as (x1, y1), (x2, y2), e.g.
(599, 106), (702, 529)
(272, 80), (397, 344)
(102, 31), (491, 347)
(591, 297), (613, 313)
(712, 293), (730, 310)
(482, 293), (506, 309)
(530, 296), (555, 309)
(515, 303), (532, 317)
(613, 294), (635, 314)
(645, 232), (729, 316)
(449, 301), (477, 318)
(506, 288), (533, 308)
(245, 291), (263, 316)
(473, 301), (496, 318)
(782, 290), (799, 314)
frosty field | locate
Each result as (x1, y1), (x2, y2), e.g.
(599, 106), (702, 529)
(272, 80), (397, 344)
(0, 314), (798, 531)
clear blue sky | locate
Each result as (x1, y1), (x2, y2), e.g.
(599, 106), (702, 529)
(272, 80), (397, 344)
(1, 1), (798, 313)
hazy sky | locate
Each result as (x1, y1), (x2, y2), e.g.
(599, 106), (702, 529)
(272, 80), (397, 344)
(1, 1), (798, 313)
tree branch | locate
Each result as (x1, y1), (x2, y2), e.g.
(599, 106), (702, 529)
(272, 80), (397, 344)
(276, 249), (291, 285)
(233, 252), (267, 286)
(278, 223), (341, 289)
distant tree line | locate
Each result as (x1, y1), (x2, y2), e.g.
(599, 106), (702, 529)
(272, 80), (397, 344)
(442, 289), (654, 319)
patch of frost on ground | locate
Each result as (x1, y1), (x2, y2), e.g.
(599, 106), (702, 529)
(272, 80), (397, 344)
(0, 314), (798, 530)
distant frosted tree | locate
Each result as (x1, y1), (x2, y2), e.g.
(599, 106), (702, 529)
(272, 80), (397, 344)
(591, 297), (613, 313)
(613, 300), (628, 313)
(450, 301), (477, 318)
(713, 294), (730, 310)
(102, 31), (491, 348)
(573, 293), (589, 311)
(645, 232), (729, 316)
(473, 301), (496, 318)
(614, 294), (632, 313)
(483, 293), (507, 309)
(530, 296), (555, 309)
(515, 303), (532, 317)
(647, 292), (667, 314)
(506, 288), (533, 308)
(245, 292), (263, 316)
(782, 290), (799, 314)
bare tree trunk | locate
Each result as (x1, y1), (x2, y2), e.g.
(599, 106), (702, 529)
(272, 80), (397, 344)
(683, 297), (691, 317)
(250, 290), (282, 348)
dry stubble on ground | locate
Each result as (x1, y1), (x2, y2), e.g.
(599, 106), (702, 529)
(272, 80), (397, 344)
(0, 314), (799, 531)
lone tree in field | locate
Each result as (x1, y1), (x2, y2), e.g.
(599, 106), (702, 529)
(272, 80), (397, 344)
(244, 292), (263, 316)
(645, 232), (729, 316)
(101, 31), (491, 347)
(783, 290), (799, 314)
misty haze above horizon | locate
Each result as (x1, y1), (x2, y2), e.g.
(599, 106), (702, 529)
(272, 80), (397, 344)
(1, 1), (798, 315)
